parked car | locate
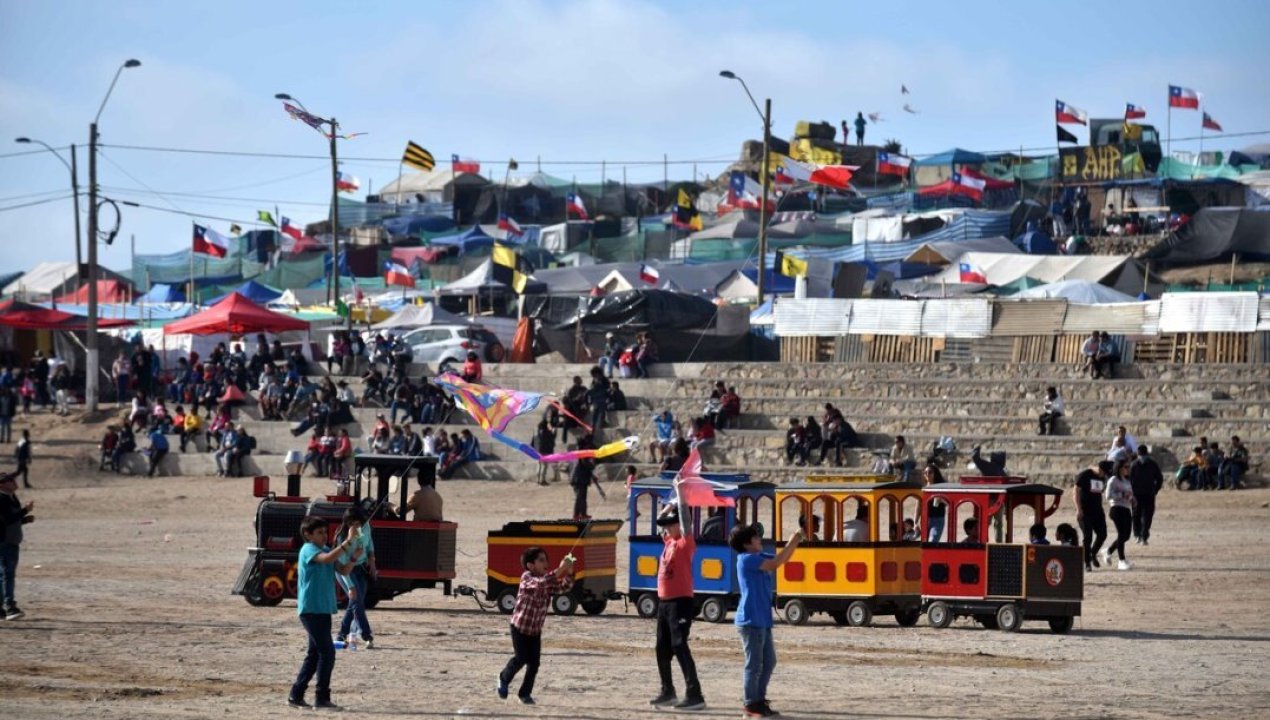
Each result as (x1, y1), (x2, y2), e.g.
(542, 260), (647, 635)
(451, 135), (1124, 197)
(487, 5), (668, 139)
(398, 324), (506, 369)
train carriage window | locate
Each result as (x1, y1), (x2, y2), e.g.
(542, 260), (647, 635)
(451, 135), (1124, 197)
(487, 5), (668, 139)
(740, 494), (775, 541)
(841, 495), (870, 543)
(950, 500), (983, 545)
(632, 491), (658, 536)
(1010, 502), (1039, 544)
(698, 506), (727, 544)
(925, 495), (949, 543)
(877, 495), (899, 541)
(808, 495), (835, 541)
(778, 495), (806, 542)
(901, 495), (922, 541)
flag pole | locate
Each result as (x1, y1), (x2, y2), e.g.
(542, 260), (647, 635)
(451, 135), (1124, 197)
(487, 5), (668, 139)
(1199, 109), (1205, 161)
(188, 233), (194, 304)
(1166, 93), (1172, 162)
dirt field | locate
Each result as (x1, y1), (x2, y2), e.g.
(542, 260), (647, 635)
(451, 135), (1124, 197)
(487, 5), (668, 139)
(2, 414), (1269, 719)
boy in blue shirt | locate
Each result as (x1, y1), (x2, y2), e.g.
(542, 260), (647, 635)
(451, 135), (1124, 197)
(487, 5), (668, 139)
(289, 515), (362, 710)
(729, 523), (803, 718)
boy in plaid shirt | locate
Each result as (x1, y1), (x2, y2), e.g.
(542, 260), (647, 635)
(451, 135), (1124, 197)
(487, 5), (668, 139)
(497, 546), (574, 705)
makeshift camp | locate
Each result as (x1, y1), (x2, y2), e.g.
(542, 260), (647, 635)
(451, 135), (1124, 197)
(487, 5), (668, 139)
(162, 292), (309, 336)
(430, 225), (497, 255)
(206, 279), (283, 306)
(1143, 208), (1270, 266)
(1012, 279), (1139, 303)
(438, 258), (547, 296)
(690, 212), (760, 239)
(371, 303), (471, 331)
(137, 283), (185, 303)
(55, 279), (132, 304)
(904, 236), (1022, 265)
(927, 252), (1162, 297)
(0, 299), (133, 331)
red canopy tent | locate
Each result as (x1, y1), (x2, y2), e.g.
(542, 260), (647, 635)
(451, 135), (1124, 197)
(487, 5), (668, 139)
(162, 292), (309, 336)
(0, 299), (133, 330)
(55, 279), (132, 304)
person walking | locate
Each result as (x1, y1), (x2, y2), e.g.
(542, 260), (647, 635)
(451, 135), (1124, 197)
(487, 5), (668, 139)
(287, 515), (361, 710)
(1102, 461), (1136, 570)
(334, 508), (378, 650)
(496, 547), (574, 705)
(569, 435), (596, 520)
(1129, 445), (1163, 545)
(14, 429), (32, 489)
(730, 523), (803, 718)
(1073, 460), (1112, 572)
(0, 471), (34, 620)
(650, 485), (705, 711)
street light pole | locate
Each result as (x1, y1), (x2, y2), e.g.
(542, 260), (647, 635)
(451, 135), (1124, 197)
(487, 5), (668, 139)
(329, 118), (340, 307)
(14, 138), (82, 272)
(719, 70), (773, 304)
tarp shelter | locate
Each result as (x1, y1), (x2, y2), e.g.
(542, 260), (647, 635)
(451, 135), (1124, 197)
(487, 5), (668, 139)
(1142, 207), (1270, 266)
(162, 292), (310, 335)
(529, 260), (744, 297)
(270, 288), (329, 308)
(690, 213), (760, 240)
(437, 258), (547, 296)
(138, 283), (184, 303)
(0, 299), (132, 330)
(430, 225), (496, 255)
(371, 303), (471, 331)
(55, 279), (131, 304)
(1013, 279), (1139, 303)
(904, 236), (1022, 265)
(1014, 230), (1058, 255)
(379, 214), (456, 238)
(927, 252), (1161, 297)
(2, 261), (80, 299)
(207, 279), (283, 306)
(914, 148), (988, 187)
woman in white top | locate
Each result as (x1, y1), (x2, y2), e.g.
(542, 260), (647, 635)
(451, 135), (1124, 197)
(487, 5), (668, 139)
(1103, 461), (1136, 570)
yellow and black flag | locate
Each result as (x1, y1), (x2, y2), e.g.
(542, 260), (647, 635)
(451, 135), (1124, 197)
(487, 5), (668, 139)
(491, 243), (530, 294)
(673, 188), (703, 231)
(774, 250), (808, 278)
(402, 141), (436, 171)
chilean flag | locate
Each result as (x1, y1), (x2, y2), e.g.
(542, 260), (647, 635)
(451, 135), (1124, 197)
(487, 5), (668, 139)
(639, 263), (660, 285)
(728, 171), (764, 209)
(1202, 112), (1223, 132)
(1125, 103), (1147, 120)
(808, 164), (855, 190)
(336, 171), (360, 193)
(565, 192), (588, 219)
(1169, 85), (1200, 109)
(952, 171), (987, 200)
(877, 152), (913, 176)
(498, 213), (523, 237)
(776, 160), (811, 185)
(384, 261), (415, 288)
(451, 154), (481, 174)
(280, 216), (304, 241)
(192, 223), (229, 258)
(1055, 99), (1088, 125)
(959, 262), (988, 284)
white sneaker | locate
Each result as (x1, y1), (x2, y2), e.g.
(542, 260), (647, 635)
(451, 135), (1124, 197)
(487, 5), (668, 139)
(1117, 560), (1132, 571)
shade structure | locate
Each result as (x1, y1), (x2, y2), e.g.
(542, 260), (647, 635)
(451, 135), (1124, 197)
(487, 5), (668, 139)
(206, 279), (283, 305)
(55, 279), (131, 304)
(371, 302), (470, 330)
(0, 299), (132, 331)
(162, 292), (309, 335)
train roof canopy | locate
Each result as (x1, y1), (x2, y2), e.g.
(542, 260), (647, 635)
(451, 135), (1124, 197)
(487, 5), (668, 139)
(777, 477), (920, 493)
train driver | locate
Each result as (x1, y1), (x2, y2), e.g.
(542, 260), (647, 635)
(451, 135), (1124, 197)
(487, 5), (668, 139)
(403, 471), (443, 522)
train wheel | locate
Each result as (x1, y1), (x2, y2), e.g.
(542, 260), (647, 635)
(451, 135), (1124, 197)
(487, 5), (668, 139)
(846, 601), (873, 627)
(829, 611), (849, 626)
(582, 599), (608, 616)
(1048, 616), (1075, 634)
(551, 593), (578, 616)
(894, 607), (921, 627)
(496, 589), (517, 615)
(927, 601), (953, 629)
(700, 597), (727, 624)
(783, 599), (809, 626)
(996, 603), (1023, 632)
(635, 593), (659, 619)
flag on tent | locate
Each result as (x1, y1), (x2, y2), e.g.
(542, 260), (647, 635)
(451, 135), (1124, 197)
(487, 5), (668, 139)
(565, 192), (588, 219)
(876, 152), (913, 176)
(774, 250), (808, 278)
(952, 171), (987, 200)
(229, 223), (242, 236)
(959, 262), (988, 284)
(673, 188), (703, 230)
(674, 447), (734, 507)
(1055, 100), (1088, 125)
(497, 213), (523, 237)
(336, 171), (360, 193)
(192, 223), (230, 258)
(1125, 103), (1147, 120)
(280, 217), (304, 241)
(639, 263), (660, 285)
(491, 243), (530, 294)
(384, 261), (415, 288)
(728, 171), (765, 209)
(281, 102), (327, 132)
(1168, 85), (1200, 109)
(335, 298), (350, 318)
(1202, 112), (1223, 132)
(402, 141), (436, 171)
(257, 210), (277, 227)
(1057, 125), (1079, 144)
(451, 154), (481, 174)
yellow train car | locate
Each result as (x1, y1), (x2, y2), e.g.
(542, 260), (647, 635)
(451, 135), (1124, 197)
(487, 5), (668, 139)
(774, 474), (924, 627)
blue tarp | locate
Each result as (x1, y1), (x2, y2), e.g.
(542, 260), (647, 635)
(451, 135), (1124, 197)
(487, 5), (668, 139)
(207, 279), (282, 305)
(915, 148), (987, 167)
(430, 225), (495, 254)
(763, 210), (1012, 266)
(138, 283), (185, 303)
(740, 267), (797, 294)
(42, 303), (196, 320)
(380, 215), (457, 237)
(1015, 230), (1058, 255)
(870, 261), (942, 280)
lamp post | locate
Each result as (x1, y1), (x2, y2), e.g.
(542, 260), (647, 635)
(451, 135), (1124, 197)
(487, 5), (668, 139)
(720, 70), (773, 304)
(85, 58), (141, 413)
(15, 138), (82, 273)
(275, 93), (341, 306)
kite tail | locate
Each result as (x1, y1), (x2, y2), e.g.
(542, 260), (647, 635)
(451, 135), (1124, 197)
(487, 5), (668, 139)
(549, 399), (593, 433)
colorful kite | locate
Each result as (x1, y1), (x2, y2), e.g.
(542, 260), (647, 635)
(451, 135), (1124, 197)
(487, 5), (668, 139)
(433, 373), (638, 464)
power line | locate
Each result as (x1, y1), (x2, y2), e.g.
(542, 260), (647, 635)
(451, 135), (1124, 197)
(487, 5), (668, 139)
(124, 200), (270, 227)
(0, 146), (71, 160)
(0, 194), (74, 213)
(0, 188), (74, 204)
(101, 185), (329, 208)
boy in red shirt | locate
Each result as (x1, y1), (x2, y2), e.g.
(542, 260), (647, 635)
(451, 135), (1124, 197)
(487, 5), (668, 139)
(650, 486), (705, 711)
(497, 546), (574, 705)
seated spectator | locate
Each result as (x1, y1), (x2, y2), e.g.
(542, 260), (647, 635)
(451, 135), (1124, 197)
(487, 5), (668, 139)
(784, 417), (806, 466)
(1110, 425), (1139, 455)
(402, 423), (423, 456)
(689, 416), (716, 451)
(719, 386), (741, 429)
(819, 403), (857, 466)
(331, 428), (352, 477)
(1055, 522), (1079, 546)
(1220, 435), (1250, 491)
(607, 381), (627, 411)
(1038, 386), (1065, 436)
(598, 332), (622, 379)
(660, 439), (690, 473)
(433, 430), (453, 458)
(112, 425), (136, 473)
(1082, 330), (1111, 379)
(800, 416), (823, 466)
(388, 425), (406, 455)
(214, 423), (239, 477)
(1106, 437), (1131, 466)
(207, 405), (232, 450)
(461, 351), (483, 383)
(890, 435), (916, 482)
(1202, 441), (1224, 491)
(361, 367), (387, 406)
(702, 390), (723, 429)
(99, 426), (119, 471)
(370, 427), (391, 455)
(960, 517), (981, 546)
(228, 427), (254, 477)
(635, 332), (658, 379)
(440, 429), (480, 479)
(129, 392), (149, 432)
(618, 344), (638, 378)
(842, 505), (870, 542)
(179, 407), (202, 453)
(302, 429), (326, 477)
(700, 507), (727, 543)
(1179, 445), (1206, 490)
(1098, 331), (1119, 377)
(1029, 523), (1050, 545)
(902, 518), (919, 541)
(648, 410), (675, 463)
(291, 399), (331, 437)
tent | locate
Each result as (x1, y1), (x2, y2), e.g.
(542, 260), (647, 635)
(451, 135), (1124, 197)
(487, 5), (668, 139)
(437, 258), (547, 296)
(137, 283), (185, 303)
(927, 252), (1161, 297)
(270, 288), (330, 308)
(1013, 279), (1139, 303)
(430, 225), (496, 254)
(1142, 208), (1270, 266)
(379, 214), (456, 238)
(914, 148), (988, 167)
(1014, 230), (1058, 255)
(162, 292), (310, 335)
(690, 213), (760, 240)
(2, 261), (79, 298)
(904, 236), (1022, 265)
(377, 168), (490, 204)
(207, 279), (283, 306)
(55, 279), (131, 304)
(371, 303), (471, 330)
(0, 299), (132, 330)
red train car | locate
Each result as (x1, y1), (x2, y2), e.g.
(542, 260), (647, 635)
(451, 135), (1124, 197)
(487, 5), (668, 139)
(487, 519), (624, 616)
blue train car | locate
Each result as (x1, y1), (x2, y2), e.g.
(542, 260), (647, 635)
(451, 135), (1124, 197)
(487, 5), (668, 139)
(627, 472), (777, 623)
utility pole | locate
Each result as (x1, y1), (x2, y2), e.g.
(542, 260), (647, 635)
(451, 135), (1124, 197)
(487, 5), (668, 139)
(757, 98), (772, 304)
(329, 118), (341, 306)
(85, 123), (99, 412)
(70, 144), (82, 274)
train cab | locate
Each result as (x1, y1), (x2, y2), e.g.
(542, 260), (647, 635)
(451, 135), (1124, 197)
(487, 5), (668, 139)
(921, 476), (1083, 633)
(774, 473), (924, 627)
(627, 473), (776, 623)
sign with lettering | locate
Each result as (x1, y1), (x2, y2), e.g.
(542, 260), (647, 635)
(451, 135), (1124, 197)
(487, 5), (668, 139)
(1060, 145), (1124, 182)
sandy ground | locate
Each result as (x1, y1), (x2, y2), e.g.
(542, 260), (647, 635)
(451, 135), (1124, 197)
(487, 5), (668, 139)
(1, 413), (1269, 719)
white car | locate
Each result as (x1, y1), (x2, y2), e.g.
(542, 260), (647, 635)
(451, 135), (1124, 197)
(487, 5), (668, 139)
(397, 324), (506, 368)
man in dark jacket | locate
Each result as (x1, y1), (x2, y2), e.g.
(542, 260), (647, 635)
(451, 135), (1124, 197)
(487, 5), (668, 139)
(1129, 446), (1164, 545)
(0, 470), (34, 620)
(569, 435), (596, 520)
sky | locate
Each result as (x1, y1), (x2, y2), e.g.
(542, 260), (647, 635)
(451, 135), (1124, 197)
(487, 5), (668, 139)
(1, 0), (1268, 275)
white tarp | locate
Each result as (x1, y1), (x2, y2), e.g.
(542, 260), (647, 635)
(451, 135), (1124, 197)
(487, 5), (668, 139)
(772, 298), (852, 336)
(2, 261), (78, 297)
(1159, 291), (1260, 333)
(929, 252), (1131, 286)
(919, 298), (992, 338)
(371, 303), (470, 330)
(1015, 279), (1138, 304)
(850, 299), (924, 336)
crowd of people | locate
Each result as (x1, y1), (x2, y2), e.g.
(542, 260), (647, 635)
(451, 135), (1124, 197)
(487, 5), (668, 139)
(782, 403), (860, 467)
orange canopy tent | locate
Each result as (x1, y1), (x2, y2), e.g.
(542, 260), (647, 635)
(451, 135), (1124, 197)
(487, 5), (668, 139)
(162, 292), (309, 336)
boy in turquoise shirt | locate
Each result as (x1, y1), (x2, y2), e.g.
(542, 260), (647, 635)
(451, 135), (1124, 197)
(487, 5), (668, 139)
(729, 524), (802, 718)
(289, 515), (361, 710)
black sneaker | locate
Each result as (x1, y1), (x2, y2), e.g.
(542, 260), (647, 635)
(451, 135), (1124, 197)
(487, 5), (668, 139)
(4, 606), (24, 621)
(761, 700), (782, 717)
(1091, 555), (1101, 569)
(649, 690), (677, 706)
(743, 703), (766, 718)
(519, 696), (535, 705)
(287, 696), (310, 709)
(674, 696), (706, 711)
(496, 673), (508, 700)
(313, 700), (342, 711)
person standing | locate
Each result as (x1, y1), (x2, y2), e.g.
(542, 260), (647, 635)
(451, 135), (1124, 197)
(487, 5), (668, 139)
(569, 435), (596, 520)
(0, 387), (13, 444)
(334, 509), (378, 650)
(1038, 386), (1065, 435)
(531, 418), (557, 486)
(15, 430), (32, 489)
(145, 425), (169, 477)
(1073, 461), (1112, 572)
(1102, 461), (1136, 570)
(853, 111), (867, 146)
(650, 486), (705, 711)
(497, 547), (574, 705)
(1129, 445), (1163, 545)
(0, 471), (34, 620)
(288, 516), (361, 710)
(730, 523), (803, 718)
(112, 351), (131, 407)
